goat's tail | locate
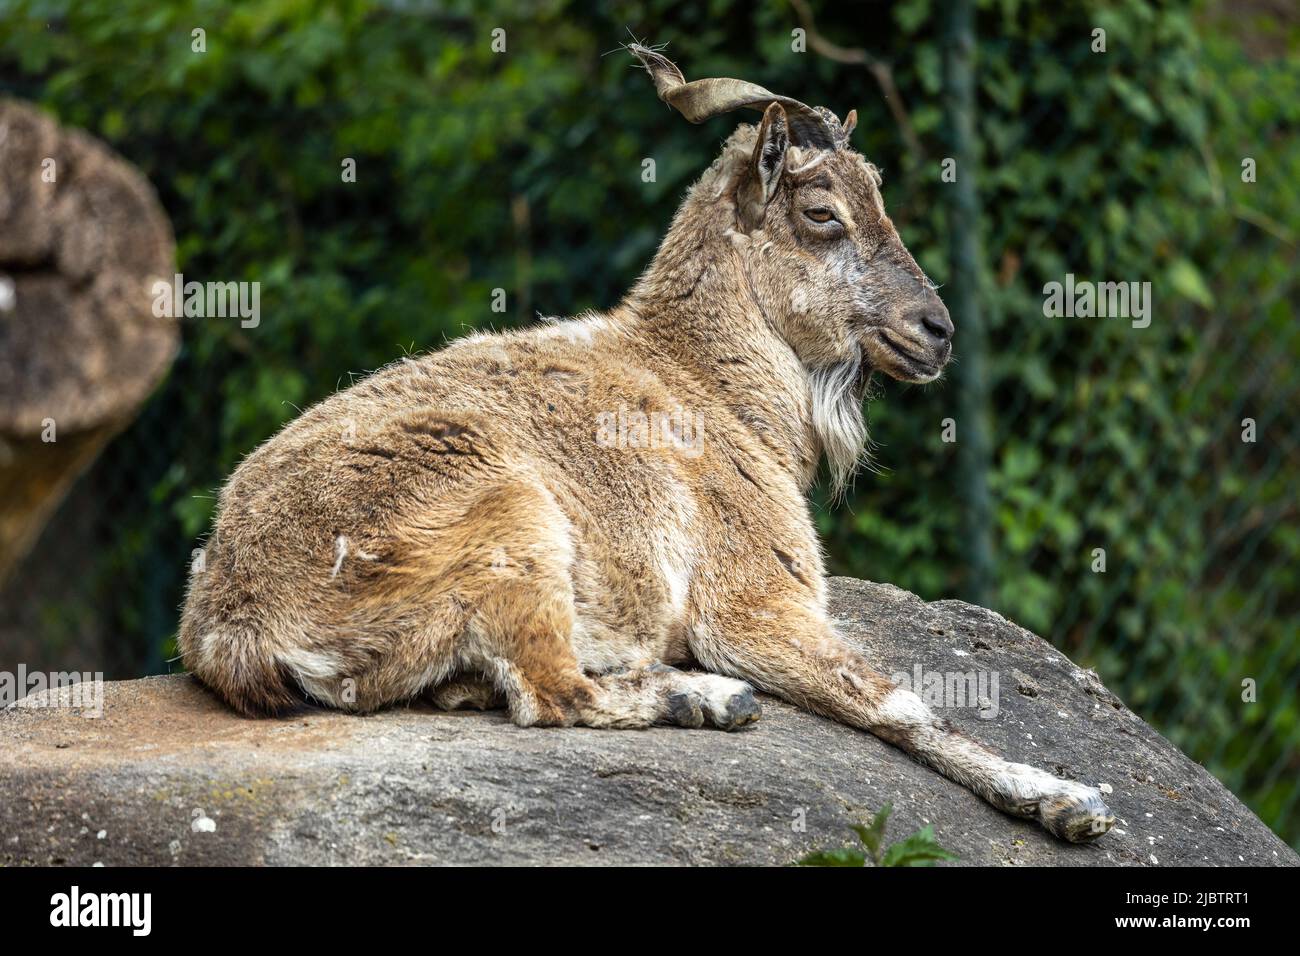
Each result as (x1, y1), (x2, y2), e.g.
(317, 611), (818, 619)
(180, 620), (301, 717)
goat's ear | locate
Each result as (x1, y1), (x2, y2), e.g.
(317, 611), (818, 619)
(737, 102), (789, 231)
(842, 109), (858, 140)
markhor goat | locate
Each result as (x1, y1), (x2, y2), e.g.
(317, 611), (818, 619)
(181, 45), (1115, 843)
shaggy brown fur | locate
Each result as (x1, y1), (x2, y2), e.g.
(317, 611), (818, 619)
(180, 47), (1114, 843)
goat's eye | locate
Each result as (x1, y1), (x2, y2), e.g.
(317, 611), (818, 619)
(803, 207), (837, 224)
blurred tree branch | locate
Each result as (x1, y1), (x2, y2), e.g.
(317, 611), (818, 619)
(788, 0), (926, 160)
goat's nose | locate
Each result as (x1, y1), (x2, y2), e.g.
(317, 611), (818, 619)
(920, 307), (954, 342)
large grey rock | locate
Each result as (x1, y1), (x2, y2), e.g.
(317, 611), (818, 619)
(1, 578), (1293, 866)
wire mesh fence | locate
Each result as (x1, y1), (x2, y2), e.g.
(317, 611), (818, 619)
(979, 33), (1299, 847)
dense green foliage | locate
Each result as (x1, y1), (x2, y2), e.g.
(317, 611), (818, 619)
(2, 1), (1296, 844)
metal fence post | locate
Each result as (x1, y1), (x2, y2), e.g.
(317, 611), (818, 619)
(942, 0), (995, 604)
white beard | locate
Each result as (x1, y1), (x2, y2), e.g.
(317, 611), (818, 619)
(808, 354), (868, 497)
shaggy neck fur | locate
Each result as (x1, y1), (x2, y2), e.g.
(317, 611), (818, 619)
(621, 152), (868, 495)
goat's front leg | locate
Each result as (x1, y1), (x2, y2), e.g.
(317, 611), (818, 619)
(691, 594), (1115, 843)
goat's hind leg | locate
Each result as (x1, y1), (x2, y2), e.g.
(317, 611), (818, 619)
(490, 652), (760, 731)
(447, 480), (759, 730)
(465, 578), (759, 729)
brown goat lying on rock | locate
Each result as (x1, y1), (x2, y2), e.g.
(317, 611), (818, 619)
(180, 44), (1115, 844)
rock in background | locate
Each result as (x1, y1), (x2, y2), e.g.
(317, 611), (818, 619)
(0, 98), (176, 587)
(1, 579), (1294, 866)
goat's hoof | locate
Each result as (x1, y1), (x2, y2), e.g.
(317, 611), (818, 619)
(1039, 786), (1115, 843)
(668, 677), (761, 730)
(726, 687), (763, 729)
(704, 680), (762, 731)
(667, 691), (706, 728)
